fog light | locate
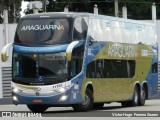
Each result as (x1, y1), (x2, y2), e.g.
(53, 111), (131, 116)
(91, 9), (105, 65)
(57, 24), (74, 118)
(59, 95), (68, 101)
(13, 96), (18, 101)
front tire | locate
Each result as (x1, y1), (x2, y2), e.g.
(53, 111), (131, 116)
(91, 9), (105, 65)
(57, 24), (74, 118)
(27, 105), (48, 113)
(72, 88), (93, 112)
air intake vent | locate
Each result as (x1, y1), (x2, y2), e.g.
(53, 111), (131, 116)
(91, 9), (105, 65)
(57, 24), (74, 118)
(2, 67), (12, 98)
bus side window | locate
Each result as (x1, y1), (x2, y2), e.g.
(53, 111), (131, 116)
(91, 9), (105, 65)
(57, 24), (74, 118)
(127, 60), (136, 78)
(73, 18), (82, 40)
(71, 57), (83, 77)
(95, 60), (103, 78)
(73, 17), (88, 41)
(152, 63), (158, 73)
(86, 61), (96, 78)
(86, 59), (136, 78)
(81, 18), (88, 40)
(86, 60), (104, 78)
(71, 18), (88, 77)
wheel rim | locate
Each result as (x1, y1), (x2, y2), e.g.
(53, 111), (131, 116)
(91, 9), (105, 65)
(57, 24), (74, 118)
(141, 89), (145, 102)
(134, 90), (138, 104)
(82, 94), (90, 106)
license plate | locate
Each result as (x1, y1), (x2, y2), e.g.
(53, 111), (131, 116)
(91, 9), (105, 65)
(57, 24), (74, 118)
(33, 99), (43, 103)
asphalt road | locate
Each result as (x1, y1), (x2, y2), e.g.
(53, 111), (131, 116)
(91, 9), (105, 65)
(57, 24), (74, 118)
(0, 99), (160, 120)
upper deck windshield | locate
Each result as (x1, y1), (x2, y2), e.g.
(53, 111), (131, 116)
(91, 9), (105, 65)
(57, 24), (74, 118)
(14, 18), (71, 46)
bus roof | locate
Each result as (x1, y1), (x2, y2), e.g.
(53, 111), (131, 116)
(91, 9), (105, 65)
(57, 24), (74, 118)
(21, 12), (155, 27)
(21, 12), (90, 19)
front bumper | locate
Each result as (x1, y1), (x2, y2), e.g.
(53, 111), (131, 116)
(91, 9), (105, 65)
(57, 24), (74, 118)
(13, 91), (71, 105)
(12, 87), (83, 105)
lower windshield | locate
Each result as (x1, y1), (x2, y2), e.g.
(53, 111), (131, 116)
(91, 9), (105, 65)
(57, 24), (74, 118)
(13, 52), (68, 85)
(14, 18), (70, 46)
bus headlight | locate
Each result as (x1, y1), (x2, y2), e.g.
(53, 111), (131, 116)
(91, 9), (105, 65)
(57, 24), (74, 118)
(13, 88), (19, 93)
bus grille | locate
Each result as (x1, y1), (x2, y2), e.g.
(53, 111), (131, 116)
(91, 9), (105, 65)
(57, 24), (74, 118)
(2, 67), (12, 98)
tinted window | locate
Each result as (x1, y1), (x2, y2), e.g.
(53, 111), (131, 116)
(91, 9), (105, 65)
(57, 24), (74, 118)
(73, 17), (88, 40)
(152, 63), (158, 73)
(15, 19), (71, 46)
(13, 53), (67, 85)
(86, 59), (135, 78)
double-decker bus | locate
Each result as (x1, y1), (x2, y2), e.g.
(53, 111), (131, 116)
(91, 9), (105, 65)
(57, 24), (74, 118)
(1, 12), (158, 113)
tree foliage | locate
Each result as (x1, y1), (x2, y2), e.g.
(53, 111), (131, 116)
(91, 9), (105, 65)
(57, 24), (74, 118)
(1, 0), (160, 24)
(0, 0), (21, 23)
(23, 0), (160, 20)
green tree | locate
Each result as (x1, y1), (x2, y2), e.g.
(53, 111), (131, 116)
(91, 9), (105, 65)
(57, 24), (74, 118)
(120, 0), (152, 19)
(23, 0), (160, 19)
(1, 0), (160, 23)
(0, 0), (21, 23)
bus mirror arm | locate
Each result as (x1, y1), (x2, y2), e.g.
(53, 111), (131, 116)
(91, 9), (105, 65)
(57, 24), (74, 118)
(66, 41), (79, 62)
(89, 38), (96, 46)
(66, 41), (80, 80)
(1, 43), (13, 62)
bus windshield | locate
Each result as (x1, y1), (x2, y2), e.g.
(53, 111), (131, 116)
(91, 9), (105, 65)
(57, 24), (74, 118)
(14, 18), (71, 46)
(12, 52), (68, 85)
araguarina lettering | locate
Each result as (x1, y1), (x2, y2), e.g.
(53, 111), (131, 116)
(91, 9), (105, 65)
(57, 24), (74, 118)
(21, 24), (64, 31)
(108, 44), (136, 58)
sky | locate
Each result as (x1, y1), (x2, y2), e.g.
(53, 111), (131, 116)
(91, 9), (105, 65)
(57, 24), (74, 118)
(20, 1), (29, 17)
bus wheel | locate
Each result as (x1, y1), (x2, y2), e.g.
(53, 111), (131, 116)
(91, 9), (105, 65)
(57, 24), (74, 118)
(93, 103), (104, 110)
(121, 86), (139, 107)
(72, 88), (93, 112)
(138, 86), (146, 106)
(27, 105), (48, 113)
(130, 86), (139, 106)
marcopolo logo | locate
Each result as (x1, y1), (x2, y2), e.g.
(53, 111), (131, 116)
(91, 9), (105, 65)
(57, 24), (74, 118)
(21, 24), (64, 31)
